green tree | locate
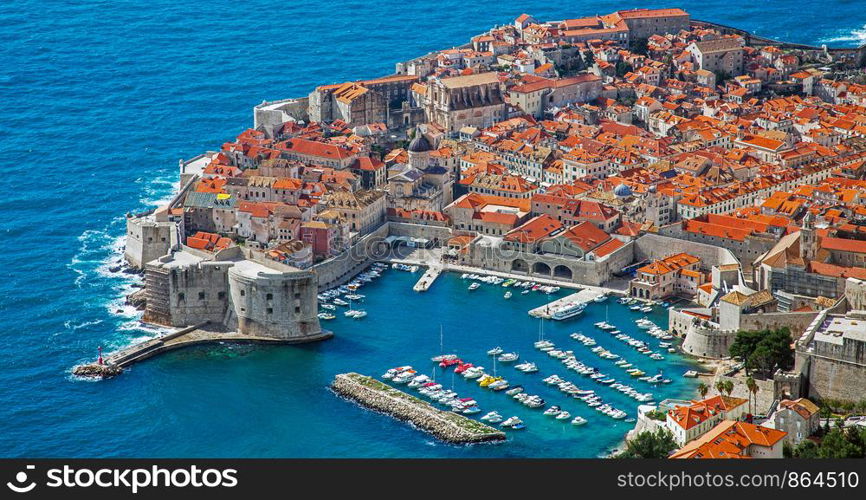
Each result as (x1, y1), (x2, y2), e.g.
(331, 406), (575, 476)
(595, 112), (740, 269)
(715, 380), (726, 395)
(729, 328), (793, 378)
(697, 382), (708, 399)
(817, 429), (863, 458)
(631, 37), (649, 55)
(723, 380), (734, 397)
(729, 330), (764, 373)
(746, 376), (758, 415)
(617, 429), (678, 459)
(792, 439), (819, 458)
(615, 60), (634, 77)
(582, 50), (595, 68)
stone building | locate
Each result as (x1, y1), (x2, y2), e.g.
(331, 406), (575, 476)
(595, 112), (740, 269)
(507, 74), (602, 118)
(425, 73), (506, 135)
(686, 38), (745, 77)
(628, 252), (703, 300)
(125, 212), (181, 270)
(766, 398), (821, 446)
(615, 8), (690, 40)
(142, 246), (325, 342)
(322, 189), (386, 235)
(795, 279), (866, 403)
(307, 75), (418, 126)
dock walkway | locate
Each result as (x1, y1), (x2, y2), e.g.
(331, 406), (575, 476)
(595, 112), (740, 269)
(529, 289), (609, 319)
(73, 323), (333, 377)
(413, 265), (441, 292)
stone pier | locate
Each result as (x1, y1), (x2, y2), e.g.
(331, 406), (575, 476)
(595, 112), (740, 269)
(413, 265), (441, 292)
(72, 323), (332, 378)
(331, 372), (505, 444)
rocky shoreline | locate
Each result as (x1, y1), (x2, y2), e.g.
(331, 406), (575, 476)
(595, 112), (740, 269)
(331, 372), (506, 444)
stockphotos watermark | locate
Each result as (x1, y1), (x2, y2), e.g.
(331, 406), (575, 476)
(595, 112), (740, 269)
(6, 464), (237, 494)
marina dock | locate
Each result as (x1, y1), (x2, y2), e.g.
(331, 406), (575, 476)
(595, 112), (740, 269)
(331, 372), (506, 444)
(412, 265), (441, 292)
(529, 289), (607, 319)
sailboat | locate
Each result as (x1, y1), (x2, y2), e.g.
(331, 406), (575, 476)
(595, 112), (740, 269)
(430, 325), (457, 362)
(533, 318), (551, 349)
(344, 298), (367, 319)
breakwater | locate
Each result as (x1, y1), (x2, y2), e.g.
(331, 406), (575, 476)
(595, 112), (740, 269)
(331, 373), (506, 444)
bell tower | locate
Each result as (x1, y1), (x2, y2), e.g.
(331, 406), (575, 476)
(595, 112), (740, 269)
(800, 211), (818, 261)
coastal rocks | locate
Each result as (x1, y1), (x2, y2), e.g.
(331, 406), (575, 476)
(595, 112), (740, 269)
(72, 363), (123, 379)
(331, 372), (506, 444)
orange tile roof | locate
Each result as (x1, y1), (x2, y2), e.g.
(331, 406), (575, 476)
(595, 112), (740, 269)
(668, 395), (748, 431)
(591, 237), (624, 257)
(558, 221), (611, 251)
(670, 420), (787, 459)
(504, 214), (563, 244)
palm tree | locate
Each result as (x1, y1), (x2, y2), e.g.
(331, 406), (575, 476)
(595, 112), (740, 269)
(724, 380), (734, 397)
(697, 382), (709, 399)
(715, 380), (725, 395)
(746, 377), (759, 415)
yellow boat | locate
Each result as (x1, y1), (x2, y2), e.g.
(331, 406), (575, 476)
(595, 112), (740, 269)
(630, 370), (645, 377)
(479, 375), (502, 387)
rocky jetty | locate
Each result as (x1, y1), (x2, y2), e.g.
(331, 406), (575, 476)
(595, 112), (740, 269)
(331, 372), (506, 444)
(72, 363), (123, 379)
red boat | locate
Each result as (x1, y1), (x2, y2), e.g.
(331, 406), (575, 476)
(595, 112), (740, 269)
(454, 363), (473, 374)
(439, 358), (461, 368)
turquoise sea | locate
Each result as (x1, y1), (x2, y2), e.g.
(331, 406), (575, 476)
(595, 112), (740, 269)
(1, 0), (864, 457)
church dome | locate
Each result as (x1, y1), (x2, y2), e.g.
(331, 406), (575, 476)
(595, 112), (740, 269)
(614, 183), (633, 197)
(408, 133), (431, 153)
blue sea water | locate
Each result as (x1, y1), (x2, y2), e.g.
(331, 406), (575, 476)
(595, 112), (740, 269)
(1, 0), (863, 458)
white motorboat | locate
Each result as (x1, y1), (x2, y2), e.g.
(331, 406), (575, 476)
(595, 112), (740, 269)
(571, 416), (588, 425)
(504, 291), (512, 299)
(332, 298), (349, 306)
(593, 294), (607, 303)
(556, 411), (571, 420)
(481, 411), (502, 423)
(505, 385), (524, 396)
(431, 354), (458, 362)
(515, 362), (538, 373)
(487, 347), (503, 356)
(543, 405), (561, 416)
(497, 352), (519, 363)
(468, 282), (480, 291)
(408, 375), (431, 388)
(552, 302), (585, 321)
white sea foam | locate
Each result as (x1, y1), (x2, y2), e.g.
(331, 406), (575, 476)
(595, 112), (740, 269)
(819, 24), (866, 44)
(138, 174), (178, 207)
(64, 319), (103, 331)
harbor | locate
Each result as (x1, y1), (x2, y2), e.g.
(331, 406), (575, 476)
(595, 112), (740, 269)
(319, 270), (698, 456)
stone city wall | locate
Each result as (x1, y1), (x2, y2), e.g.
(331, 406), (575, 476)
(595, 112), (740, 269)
(633, 233), (739, 268)
(805, 355), (866, 403)
(313, 223), (390, 291)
